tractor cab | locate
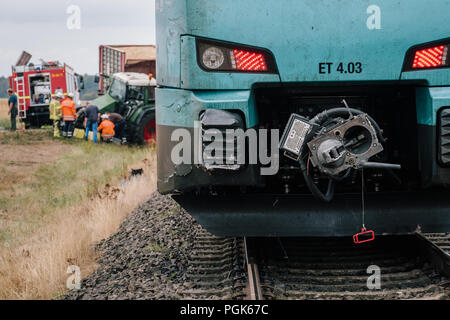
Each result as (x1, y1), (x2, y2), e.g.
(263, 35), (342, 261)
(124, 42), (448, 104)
(108, 73), (156, 116)
(84, 72), (157, 144)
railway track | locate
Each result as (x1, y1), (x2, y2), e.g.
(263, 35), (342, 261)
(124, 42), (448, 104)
(247, 234), (450, 300)
(421, 233), (450, 256)
(181, 229), (247, 299)
(181, 231), (449, 300)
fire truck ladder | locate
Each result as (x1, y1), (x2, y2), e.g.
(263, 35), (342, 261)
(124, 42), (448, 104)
(15, 76), (27, 119)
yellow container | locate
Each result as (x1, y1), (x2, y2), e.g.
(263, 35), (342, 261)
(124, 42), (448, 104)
(73, 128), (85, 139)
(73, 128), (101, 141)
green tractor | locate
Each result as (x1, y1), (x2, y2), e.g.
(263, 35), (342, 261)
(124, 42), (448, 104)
(77, 72), (156, 144)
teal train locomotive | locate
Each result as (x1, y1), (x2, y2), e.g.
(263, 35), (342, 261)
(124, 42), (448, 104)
(155, 0), (450, 237)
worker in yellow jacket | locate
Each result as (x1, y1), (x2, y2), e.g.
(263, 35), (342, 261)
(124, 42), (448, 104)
(49, 93), (64, 137)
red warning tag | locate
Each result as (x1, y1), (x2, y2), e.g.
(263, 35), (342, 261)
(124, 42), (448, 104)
(353, 227), (375, 244)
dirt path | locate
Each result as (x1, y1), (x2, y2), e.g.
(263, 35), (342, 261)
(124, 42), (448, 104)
(0, 134), (70, 196)
(0, 143), (69, 186)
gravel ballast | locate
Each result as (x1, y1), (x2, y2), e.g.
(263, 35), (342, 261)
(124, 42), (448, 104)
(64, 192), (204, 300)
(63, 192), (449, 301)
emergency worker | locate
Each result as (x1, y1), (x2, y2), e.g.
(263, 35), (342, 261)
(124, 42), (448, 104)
(49, 93), (64, 137)
(61, 93), (77, 138)
(97, 114), (115, 142)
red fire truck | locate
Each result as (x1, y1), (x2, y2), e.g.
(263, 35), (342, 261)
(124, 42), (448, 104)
(9, 52), (83, 128)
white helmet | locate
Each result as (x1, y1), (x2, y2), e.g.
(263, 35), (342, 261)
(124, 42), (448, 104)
(67, 93), (74, 98)
(56, 92), (65, 99)
(101, 114), (109, 120)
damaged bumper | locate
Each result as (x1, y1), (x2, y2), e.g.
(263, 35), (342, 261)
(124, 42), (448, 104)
(156, 87), (261, 193)
(173, 191), (450, 237)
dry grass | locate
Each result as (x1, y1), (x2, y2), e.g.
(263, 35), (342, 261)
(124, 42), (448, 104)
(0, 131), (151, 242)
(0, 128), (51, 145)
(0, 131), (157, 299)
(0, 99), (9, 128)
(0, 99), (8, 117)
(0, 99), (25, 130)
(0, 159), (156, 299)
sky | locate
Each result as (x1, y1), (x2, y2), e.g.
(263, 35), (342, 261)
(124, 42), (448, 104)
(0, 0), (156, 77)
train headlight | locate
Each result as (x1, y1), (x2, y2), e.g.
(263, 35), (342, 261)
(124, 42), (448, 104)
(202, 47), (225, 70)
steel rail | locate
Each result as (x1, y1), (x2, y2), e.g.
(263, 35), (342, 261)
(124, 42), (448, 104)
(244, 237), (263, 300)
(414, 232), (450, 277)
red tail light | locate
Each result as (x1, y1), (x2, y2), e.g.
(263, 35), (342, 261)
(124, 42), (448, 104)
(412, 45), (446, 69)
(404, 39), (450, 72)
(197, 38), (277, 74)
(232, 50), (268, 72)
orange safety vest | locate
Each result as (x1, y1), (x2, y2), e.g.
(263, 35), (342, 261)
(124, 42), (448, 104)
(61, 99), (76, 121)
(98, 120), (115, 138)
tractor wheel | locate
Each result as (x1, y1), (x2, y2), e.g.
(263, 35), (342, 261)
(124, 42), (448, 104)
(134, 111), (156, 145)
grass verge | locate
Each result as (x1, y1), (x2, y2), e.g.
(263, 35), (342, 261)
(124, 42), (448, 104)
(0, 129), (156, 299)
(0, 128), (50, 144)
